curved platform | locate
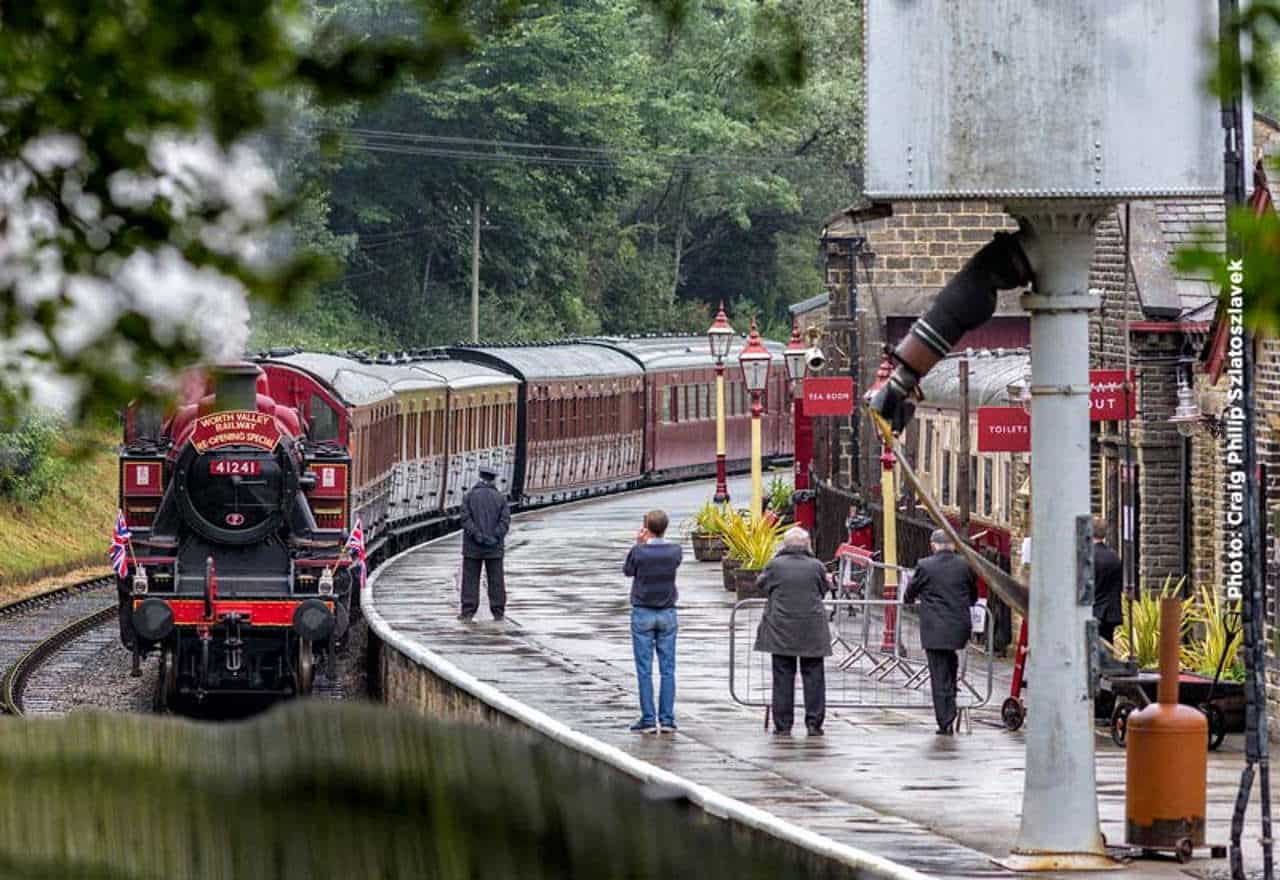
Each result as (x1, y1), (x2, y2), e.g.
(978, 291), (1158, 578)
(364, 477), (1255, 879)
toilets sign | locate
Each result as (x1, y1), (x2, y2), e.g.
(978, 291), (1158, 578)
(978, 370), (1136, 453)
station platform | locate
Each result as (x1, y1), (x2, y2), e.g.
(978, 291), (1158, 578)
(367, 476), (1274, 879)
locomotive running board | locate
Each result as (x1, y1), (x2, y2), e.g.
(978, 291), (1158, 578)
(869, 411), (1029, 617)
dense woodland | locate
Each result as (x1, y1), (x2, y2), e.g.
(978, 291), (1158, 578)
(255, 0), (863, 351)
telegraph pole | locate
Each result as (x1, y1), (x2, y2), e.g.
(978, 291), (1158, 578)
(471, 199), (481, 344)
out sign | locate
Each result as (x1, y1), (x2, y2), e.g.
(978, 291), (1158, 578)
(1088, 370), (1136, 421)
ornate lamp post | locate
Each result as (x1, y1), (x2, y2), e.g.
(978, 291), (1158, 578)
(783, 321), (813, 530)
(707, 302), (735, 503)
(738, 318), (772, 520)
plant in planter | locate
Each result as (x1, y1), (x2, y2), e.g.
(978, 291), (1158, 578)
(1107, 575), (1189, 668)
(686, 500), (730, 562)
(765, 476), (794, 522)
(1183, 582), (1245, 682)
(719, 510), (787, 600)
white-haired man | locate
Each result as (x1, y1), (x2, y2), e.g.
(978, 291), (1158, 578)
(753, 526), (832, 735)
(904, 529), (977, 735)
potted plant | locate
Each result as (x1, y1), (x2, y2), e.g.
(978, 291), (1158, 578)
(765, 476), (795, 524)
(1107, 575), (1189, 669)
(687, 500), (728, 562)
(720, 511), (787, 601)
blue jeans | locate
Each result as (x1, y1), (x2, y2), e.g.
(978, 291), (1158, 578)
(631, 607), (678, 726)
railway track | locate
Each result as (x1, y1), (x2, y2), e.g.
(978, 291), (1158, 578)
(0, 574), (116, 716)
(1, 572), (363, 716)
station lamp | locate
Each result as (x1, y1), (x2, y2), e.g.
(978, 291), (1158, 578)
(707, 301), (734, 361)
(706, 302), (735, 503)
(1169, 362), (1201, 438)
(783, 321), (808, 384)
(738, 318), (771, 519)
(1005, 370), (1032, 415)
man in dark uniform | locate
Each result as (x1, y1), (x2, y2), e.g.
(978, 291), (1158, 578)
(458, 465), (510, 622)
(905, 529), (977, 734)
(1092, 516), (1124, 645)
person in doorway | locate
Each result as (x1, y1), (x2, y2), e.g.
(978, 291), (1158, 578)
(1092, 516), (1124, 646)
(458, 465), (510, 622)
(624, 509), (682, 734)
(905, 529), (977, 735)
(754, 526), (832, 736)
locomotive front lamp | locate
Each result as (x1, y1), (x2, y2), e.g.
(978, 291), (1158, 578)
(318, 566), (335, 596)
(783, 320), (807, 384)
(707, 301), (735, 504)
(132, 567), (149, 596)
(707, 301), (734, 361)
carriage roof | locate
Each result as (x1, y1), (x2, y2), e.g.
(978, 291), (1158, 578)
(916, 349), (1031, 410)
(446, 342), (642, 381)
(589, 334), (788, 370)
(261, 352), (396, 407)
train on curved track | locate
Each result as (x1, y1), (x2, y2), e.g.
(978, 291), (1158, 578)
(117, 336), (792, 705)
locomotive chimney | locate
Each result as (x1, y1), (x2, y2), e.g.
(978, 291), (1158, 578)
(211, 364), (261, 413)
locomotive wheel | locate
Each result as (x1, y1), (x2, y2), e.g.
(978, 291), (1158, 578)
(1110, 703), (1133, 748)
(297, 639), (314, 696)
(1001, 696), (1025, 731)
(1200, 703), (1227, 751)
(154, 646), (177, 712)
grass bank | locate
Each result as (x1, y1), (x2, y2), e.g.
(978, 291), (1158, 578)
(0, 426), (116, 602)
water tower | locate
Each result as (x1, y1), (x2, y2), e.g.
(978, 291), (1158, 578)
(864, 2), (1223, 869)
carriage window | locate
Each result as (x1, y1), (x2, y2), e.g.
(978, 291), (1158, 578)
(941, 450), (952, 506)
(661, 387), (671, 423)
(983, 458), (994, 517)
(969, 454), (979, 514)
(1003, 459), (1012, 520)
(696, 384), (706, 420)
(309, 394), (340, 442)
(922, 421), (934, 474)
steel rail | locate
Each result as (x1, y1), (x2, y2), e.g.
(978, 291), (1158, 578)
(0, 573), (112, 620)
(0, 604), (116, 715)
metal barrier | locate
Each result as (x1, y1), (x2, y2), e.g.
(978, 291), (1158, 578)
(728, 589), (995, 719)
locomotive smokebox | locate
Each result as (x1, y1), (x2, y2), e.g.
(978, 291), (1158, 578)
(210, 363), (262, 413)
(1125, 597), (1207, 856)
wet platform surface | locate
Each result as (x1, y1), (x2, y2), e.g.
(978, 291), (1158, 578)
(371, 477), (1276, 879)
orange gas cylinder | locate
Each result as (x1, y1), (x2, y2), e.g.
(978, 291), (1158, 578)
(1125, 597), (1207, 855)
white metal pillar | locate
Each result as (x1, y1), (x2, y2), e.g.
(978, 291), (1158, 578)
(1004, 207), (1117, 871)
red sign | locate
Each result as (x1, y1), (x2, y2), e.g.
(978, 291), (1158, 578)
(803, 377), (855, 416)
(978, 407), (1031, 452)
(209, 459), (262, 476)
(1089, 369), (1136, 422)
(190, 410), (280, 453)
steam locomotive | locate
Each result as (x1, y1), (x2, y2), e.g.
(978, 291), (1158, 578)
(118, 338), (792, 707)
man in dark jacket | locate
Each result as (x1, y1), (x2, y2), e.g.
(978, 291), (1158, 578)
(1092, 516), (1124, 645)
(754, 526), (832, 736)
(905, 529), (977, 735)
(623, 509), (682, 733)
(458, 465), (510, 622)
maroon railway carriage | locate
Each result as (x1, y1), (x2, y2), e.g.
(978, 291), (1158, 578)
(446, 343), (646, 506)
(588, 335), (793, 477)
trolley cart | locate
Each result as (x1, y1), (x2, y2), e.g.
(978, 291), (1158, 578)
(1107, 671), (1244, 750)
(1000, 618), (1029, 730)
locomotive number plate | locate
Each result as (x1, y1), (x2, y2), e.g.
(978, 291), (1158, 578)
(209, 459), (262, 476)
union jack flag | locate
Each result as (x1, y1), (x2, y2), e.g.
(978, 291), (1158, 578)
(109, 509), (131, 578)
(345, 517), (366, 563)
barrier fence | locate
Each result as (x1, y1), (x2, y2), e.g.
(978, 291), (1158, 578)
(728, 568), (995, 720)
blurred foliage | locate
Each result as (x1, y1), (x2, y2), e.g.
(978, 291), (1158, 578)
(719, 507), (786, 569)
(766, 474), (794, 513)
(0, 702), (853, 880)
(1184, 581), (1246, 682)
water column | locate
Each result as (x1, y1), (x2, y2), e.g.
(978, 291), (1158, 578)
(1005, 208), (1112, 869)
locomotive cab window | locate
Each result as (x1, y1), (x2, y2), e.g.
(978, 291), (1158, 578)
(309, 394), (340, 442)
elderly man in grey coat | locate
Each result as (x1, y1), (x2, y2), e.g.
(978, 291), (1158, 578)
(904, 529), (977, 735)
(754, 526), (832, 736)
